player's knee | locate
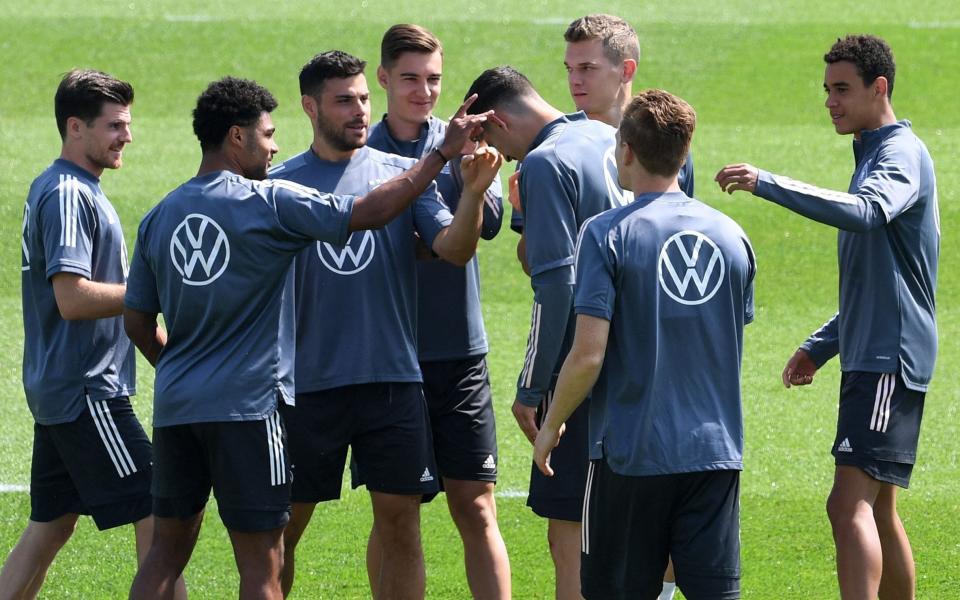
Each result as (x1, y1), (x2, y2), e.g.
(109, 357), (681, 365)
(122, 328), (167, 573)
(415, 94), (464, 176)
(448, 491), (496, 531)
(29, 516), (78, 549)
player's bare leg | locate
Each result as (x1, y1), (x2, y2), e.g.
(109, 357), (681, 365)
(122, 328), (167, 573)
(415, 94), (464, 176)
(547, 518), (583, 600)
(370, 491), (424, 600)
(0, 514), (78, 600)
(660, 558), (676, 599)
(826, 466), (883, 599)
(280, 502), (316, 597)
(366, 524), (383, 599)
(133, 516), (187, 600)
(445, 479), (511, 599)
(129, 511), (203, 599)
(873, 484), (915, 600)
(229, 526), (285, 600)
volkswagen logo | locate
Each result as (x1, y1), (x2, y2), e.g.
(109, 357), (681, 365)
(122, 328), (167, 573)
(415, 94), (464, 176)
(658, 230), (725, 306)
(170, 213), (230, 286)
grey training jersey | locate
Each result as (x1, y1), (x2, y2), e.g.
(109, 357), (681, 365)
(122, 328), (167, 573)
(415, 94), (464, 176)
(516, 112), (629, 407)
(21, 159), (135, 425)
(125, 171), (353, 426)
(367, 116), (504, 361)
(269, 146), (451, 392)
(574, 191), (756, 476)
(755, 120), (938, 391)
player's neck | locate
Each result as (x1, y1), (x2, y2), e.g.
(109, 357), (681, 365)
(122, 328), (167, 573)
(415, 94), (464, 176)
(197, 152), (241, 178)
(587, 89), (630, 128)
(384, 112), (426, 142)
(854, 107), (898, 141)
(59, 146), (104, 179)
(627, 172), (682, 196)
(310, 138), (358, 163)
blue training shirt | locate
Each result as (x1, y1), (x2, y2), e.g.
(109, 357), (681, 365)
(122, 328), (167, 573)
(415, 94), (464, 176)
(21, 159), (135, 425)
(574, 191), (756, 476)
(269, 146), (451, 392)
(124, 171), (353, 426)
(367, 115), (503, 361)
(515, 112), (630, 407)
(754, 120), (938, 391)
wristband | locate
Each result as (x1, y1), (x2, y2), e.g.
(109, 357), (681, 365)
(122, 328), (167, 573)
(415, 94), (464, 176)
(432, 146), (452, 163)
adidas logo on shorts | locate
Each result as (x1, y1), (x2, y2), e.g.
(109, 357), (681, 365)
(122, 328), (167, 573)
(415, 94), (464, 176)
(837, 438), (853, 453)
(482, 455), (496, 470)
(420, 468), (434, 482)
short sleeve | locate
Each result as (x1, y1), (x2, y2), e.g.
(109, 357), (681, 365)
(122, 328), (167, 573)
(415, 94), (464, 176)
(266, 179), (355, 247)
(124, 226), (161, 314)
(521, 155), (579, 278)
(38, 180), (96, 280)
(573, 218), (616, 321)
(412, 180), (453, 248)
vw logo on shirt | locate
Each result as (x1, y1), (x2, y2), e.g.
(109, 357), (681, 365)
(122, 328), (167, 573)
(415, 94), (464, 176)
(658, 231), (725, 306)
(170, 213), (230, 286)
(317, 230), (376, 275)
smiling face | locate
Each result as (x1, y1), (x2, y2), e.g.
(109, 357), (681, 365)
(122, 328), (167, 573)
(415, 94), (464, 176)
(314, 74), (371, 152)
(238, 111), (278, 181)
(74, 102), (132, 176)
(379, 50), (442, 128)
(823, 60), (885, 137)
(564, 38), (625, 116)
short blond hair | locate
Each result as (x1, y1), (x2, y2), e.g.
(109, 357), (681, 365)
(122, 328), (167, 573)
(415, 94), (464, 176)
(619, 89), (695, 177)
(564, 14), (639, 64)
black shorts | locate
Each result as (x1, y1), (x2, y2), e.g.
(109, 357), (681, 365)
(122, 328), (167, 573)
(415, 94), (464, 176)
(527, 389), (589, 522)
(283, 382), (439, 502)
(30, 396), (152, 530)
(833, 371), (925, 488)
(151, 411), (291, 532)
(420, 356), (498, 483)
(581, 460), (741, 600)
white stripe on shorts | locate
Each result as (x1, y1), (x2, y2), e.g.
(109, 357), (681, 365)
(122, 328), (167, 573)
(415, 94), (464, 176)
(581, 460), (596, 555)
(86, 397), (136, 478)
(265, 412), (286, 486)
(870, 373), (896, 433)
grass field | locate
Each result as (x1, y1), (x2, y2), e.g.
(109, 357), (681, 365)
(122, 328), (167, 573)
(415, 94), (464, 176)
(1, 0), (959, 597)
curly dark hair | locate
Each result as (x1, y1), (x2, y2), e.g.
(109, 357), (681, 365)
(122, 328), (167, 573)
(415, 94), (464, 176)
(825, 34), (895, 98)
(55, 69), (134, 139)
(191, 77), (278, 152)
(299, 50), (366, 97)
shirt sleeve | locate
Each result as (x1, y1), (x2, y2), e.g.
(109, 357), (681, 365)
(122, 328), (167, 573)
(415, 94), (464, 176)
(800, 312), (840, 367)
(573, 218), (616, 321)
(265, 179), (355, 247)
(37, 180), (96, 280)
(520, 155), (579, 278)
(124, 225), (161, 314)
(742, 233), (757, 325)
(412, 180), (453, 248)
(753, 138), (921, 232)
(480, 171), (504, 240)
(516, 268), (575, 407)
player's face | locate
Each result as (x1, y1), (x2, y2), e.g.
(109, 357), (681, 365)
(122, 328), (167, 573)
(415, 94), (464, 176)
(477, 121), (524, 162)
(564, 39), (623, 115)
(824, 60), (879, 137)
(316, 74), (371, 152)
(79, 102), (132, 174)
(240, 112), (278, 181)
(381, 51), (442, 125)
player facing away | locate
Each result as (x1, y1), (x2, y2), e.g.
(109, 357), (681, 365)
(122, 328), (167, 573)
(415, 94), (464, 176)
(466, 66), (626, 600)
(365, 24), (511, 600)
(2, 69), (186, 600)
(535, 89), (756, 600)
(123, 76), (492, 599)
(716, 35), (938, 600)
(269, 51), (502, 600)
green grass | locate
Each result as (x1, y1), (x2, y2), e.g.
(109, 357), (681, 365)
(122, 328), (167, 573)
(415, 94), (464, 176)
(2, 0), (959, 597)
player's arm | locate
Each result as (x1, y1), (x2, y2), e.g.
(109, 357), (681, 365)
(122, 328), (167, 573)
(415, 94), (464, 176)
(533, 314), (610, 475)
(782, 312), (839, 388)
(350, 96), (493, 231)
(516, 234), (530, 276)
(123, 307), (166, 366)
(715, 144), (921, 231)
(51, 274), (125, 320)
(432, 148), (503, 266)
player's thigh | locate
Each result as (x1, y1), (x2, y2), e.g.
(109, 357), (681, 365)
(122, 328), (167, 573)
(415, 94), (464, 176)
(152, 422), (212, 522)
(580, 460), (670, 600)
(351, 382), (439, 497)
(281, 392), (352, 502)
(527, 391), (589, 522)
(49, 397), (152, 530)
(422, 357), (498, 482)
(670, 470), (741, 600)
(30, 422), (85, 524)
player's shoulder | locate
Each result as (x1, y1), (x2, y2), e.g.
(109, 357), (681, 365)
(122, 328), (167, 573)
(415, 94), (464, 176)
(364, 146), (418, 171)
(31, 160), (99, 205)
(268, 150), (314, 179)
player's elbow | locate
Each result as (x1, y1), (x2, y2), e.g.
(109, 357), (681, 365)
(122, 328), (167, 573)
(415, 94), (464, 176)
(55, 300), (83, 321)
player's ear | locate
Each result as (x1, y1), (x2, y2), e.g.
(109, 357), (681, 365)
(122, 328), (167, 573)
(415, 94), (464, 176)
(874, 76), (889, 99)
(65, 116), (84, 139)
(621, 59), (637, 83)
(301, 95), (317, 120)
(376, 65), (389, 90)
(227, 124), (244, 149)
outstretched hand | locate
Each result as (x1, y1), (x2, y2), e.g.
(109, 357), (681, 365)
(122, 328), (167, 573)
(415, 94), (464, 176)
(440, 94), (495, 160)
(715, 163), (759, 194)
(461, 146), (503, 195)
(782, 348), (818, 388)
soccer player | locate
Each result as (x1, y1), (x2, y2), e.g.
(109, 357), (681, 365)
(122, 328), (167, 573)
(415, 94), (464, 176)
(365, 24), (511, 599)
(716, 34), (938, 600)
(123, 76), (491, 599)
(465, 66), (624, 600)
(269, 51), (502, 599)
(534, 88), (755, 600)
(2, 69), (185, 600)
